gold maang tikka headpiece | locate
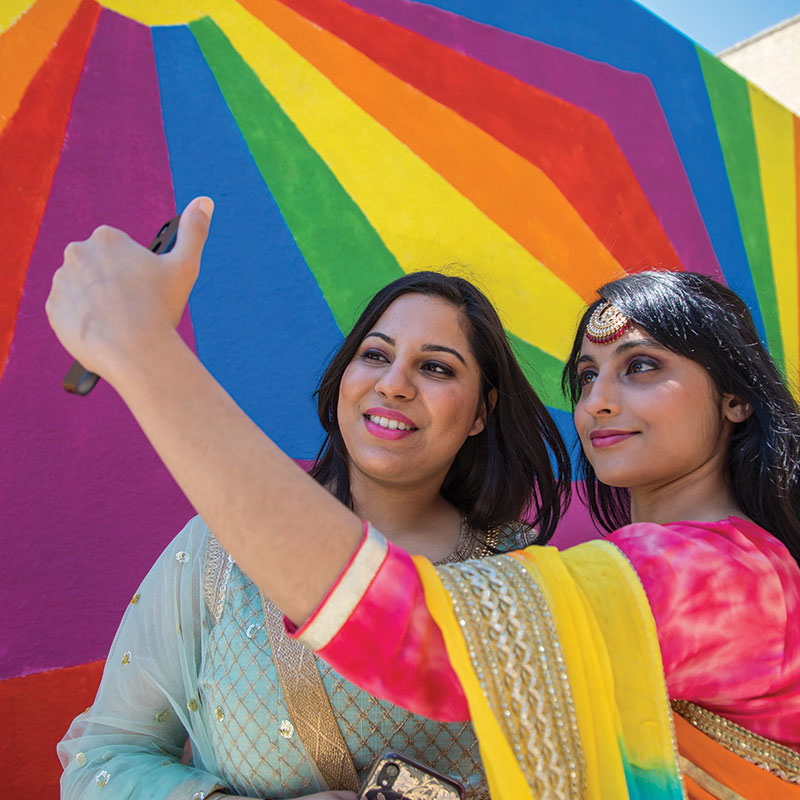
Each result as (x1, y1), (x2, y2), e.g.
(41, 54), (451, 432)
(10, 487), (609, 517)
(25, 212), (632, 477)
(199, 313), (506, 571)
(585, 300), (631, 344)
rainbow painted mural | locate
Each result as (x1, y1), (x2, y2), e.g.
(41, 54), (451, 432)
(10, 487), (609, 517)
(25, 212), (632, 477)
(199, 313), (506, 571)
(1, 0), (798, 795)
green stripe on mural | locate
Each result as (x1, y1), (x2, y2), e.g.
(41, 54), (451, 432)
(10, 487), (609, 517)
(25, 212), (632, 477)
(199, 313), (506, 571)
(189, 16), (567, 409)
(696, 47), (783, 370)
(190, 16), (403, 333)
(508, 332), (569, 411)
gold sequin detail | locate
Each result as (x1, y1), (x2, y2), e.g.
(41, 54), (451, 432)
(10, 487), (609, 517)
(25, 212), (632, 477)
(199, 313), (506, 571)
(672, 700), (800, 783)
(121, 651), (131, 666)
(75, 753), (86, 767)
(154, 710), (169, 723)
(130, 593), (140, 605)
(187, 698), (199, 712)
(94, 770), (110, 787)
(214, 705), (224, 722)
(438, 555), (586, 799)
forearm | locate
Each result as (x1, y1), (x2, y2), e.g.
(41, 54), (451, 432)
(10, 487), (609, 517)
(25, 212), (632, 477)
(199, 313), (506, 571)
(106, 328), (362, 623)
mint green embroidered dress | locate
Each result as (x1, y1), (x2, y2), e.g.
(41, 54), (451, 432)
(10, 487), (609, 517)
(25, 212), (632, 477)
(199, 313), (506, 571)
(59, 516), (530, 799)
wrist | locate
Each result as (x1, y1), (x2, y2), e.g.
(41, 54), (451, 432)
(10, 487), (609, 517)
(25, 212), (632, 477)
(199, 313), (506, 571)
(103, 324), (188, 395)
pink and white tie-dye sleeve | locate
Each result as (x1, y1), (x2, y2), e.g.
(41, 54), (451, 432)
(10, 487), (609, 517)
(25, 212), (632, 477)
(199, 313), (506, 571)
(286, 523), (469, 722)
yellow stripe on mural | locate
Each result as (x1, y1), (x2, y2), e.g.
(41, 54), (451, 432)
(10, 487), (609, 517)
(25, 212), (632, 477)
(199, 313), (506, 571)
(750, 85), (799, 386)
(96, 0), (205, 24)
(0, 0), (35, 32)
(102, 0), (585, 359)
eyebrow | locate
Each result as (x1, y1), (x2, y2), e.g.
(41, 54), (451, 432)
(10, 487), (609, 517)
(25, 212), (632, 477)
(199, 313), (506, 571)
(576, 337), (668, 365)
(364, 331), (467, 366)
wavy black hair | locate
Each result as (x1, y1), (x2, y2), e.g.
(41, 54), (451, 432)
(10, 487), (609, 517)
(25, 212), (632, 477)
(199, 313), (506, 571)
(310, 270), (571, 541)
(562, 269), (800, 565)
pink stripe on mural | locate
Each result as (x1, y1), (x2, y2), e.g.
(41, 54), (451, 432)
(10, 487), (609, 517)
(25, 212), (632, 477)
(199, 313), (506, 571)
(0, 9), (195, 680)
(344, 0), (722, 279)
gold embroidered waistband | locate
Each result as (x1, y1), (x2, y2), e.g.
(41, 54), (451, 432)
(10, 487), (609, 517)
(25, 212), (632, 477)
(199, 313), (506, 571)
(671, 700), (800, 784)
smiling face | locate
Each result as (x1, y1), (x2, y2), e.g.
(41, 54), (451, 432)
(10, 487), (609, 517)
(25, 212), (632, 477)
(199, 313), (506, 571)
(337, 293), (487, 492)
(573, 324), (737, 492)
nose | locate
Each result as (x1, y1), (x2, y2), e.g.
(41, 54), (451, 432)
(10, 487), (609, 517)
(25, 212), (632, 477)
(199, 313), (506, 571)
(578, 371), (619, 418)
(374, 359), (416, 400)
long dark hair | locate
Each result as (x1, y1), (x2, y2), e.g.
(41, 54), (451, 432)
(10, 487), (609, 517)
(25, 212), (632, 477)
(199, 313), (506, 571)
(310, 271), (571, 540)
(562, 269), (800, 564)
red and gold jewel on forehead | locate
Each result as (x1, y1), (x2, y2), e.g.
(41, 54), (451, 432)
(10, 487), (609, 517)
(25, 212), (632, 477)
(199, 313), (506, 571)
(585, 300), (632, 344)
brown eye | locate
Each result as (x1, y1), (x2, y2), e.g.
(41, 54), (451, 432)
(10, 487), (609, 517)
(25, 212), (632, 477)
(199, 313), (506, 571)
(422, 361), (454, 376)
(628, 358), (657, 374)
(361, 349), (388, 363)
(578, 369), (596, 386)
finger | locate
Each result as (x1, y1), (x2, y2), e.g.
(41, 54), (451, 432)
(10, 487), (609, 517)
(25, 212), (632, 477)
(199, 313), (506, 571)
(170, 196), (214, 268)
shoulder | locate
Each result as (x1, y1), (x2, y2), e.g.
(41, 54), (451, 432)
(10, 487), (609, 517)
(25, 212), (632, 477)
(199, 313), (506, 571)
(608, 517), (795, 655)
(607, 517), (794, 585)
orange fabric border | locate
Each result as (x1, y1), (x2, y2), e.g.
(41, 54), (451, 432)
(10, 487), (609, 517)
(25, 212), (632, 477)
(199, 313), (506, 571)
(674, 713), (800, 800)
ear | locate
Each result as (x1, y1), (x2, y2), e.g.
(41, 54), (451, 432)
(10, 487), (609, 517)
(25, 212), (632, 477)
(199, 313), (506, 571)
(721, 393), (753, 424)
(469, 388), (498, 436)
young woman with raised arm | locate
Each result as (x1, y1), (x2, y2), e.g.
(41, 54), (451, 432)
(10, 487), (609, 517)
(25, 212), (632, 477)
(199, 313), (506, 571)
(47, 199), (800, 799)
(51, 198), (569, 800)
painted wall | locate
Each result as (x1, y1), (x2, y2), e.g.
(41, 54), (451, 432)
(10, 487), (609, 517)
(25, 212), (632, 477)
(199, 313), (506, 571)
(1, 0), (798, 795)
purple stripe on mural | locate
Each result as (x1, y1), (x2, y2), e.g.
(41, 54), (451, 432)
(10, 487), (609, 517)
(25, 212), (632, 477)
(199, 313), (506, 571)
(0, 9), (195, 680)
(344, 0), (722, 279)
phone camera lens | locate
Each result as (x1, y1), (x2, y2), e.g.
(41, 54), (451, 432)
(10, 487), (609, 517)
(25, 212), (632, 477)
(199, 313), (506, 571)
(377, 762), (400, 788)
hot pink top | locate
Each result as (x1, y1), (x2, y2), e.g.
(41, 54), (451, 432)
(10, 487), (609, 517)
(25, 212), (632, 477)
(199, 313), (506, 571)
(288, 517), (800, 751)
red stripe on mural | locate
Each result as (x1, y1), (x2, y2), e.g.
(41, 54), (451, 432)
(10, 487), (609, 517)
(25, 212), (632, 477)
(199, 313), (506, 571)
(273, 0), (682, 272)
(0, 659), (105, 798)
(0, 0), (100, 380)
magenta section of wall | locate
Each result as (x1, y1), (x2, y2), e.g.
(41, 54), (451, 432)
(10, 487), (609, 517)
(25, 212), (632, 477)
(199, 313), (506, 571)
(0, 9), (195, 680)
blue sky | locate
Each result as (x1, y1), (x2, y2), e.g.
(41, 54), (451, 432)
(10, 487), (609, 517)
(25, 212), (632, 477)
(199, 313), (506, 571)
(636, 0), (800, 52)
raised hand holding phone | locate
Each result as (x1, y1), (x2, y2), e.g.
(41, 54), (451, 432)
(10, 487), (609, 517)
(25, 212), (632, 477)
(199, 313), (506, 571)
(47, 196), (214, 391)
(62, 214), (182, 394)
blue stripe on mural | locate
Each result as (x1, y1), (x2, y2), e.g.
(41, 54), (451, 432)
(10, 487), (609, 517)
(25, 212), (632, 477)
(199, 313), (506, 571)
(152, 24), (342, 458)
(411, 0), (767, 343)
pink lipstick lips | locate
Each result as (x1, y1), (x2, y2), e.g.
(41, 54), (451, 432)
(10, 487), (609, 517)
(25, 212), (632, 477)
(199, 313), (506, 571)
(363, 407), (418, 441)
(589, 429), (637, 448)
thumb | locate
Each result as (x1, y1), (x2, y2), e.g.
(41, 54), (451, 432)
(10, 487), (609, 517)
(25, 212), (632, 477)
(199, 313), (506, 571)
(171, 196), (214, 266)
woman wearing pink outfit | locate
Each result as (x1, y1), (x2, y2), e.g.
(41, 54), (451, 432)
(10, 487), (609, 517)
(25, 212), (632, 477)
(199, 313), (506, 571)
(47, 199), (800, 798)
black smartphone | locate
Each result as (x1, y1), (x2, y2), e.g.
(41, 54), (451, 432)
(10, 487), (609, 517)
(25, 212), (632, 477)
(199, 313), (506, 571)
(358, 751), (465, 800)
(62, 215), (182, 396)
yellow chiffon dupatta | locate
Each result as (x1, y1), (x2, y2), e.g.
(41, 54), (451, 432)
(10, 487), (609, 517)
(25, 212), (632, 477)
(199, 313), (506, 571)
(413, 540), (685, 799)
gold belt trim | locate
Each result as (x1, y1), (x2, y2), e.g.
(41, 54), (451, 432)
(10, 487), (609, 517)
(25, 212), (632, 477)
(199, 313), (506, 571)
(262, 595), (361, 792)
(672, 700), (800, 784)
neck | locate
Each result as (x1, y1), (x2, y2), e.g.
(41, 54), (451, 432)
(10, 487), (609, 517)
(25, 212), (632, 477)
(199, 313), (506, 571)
(629, 453), (745, 525)
(348, 470), (462, 561)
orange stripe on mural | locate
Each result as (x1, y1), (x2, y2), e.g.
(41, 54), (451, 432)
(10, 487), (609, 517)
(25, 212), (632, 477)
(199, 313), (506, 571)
(0, 0), (100, 380)
(0, 659), (105, 798)
(239, 0), (624, 298)
(269, 0), (682, 275)
(0, 0), (83, 132)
